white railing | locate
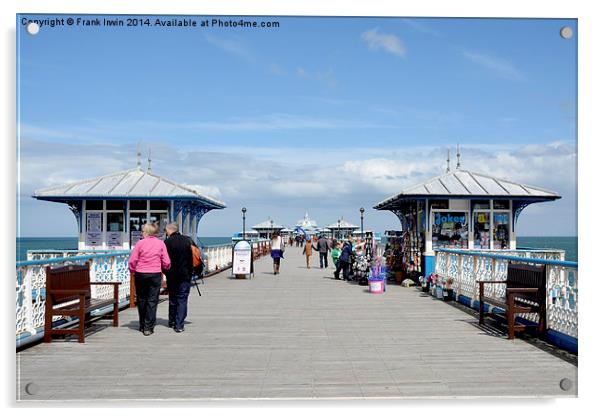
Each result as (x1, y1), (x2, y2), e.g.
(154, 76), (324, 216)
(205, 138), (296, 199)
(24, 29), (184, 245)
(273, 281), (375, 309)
(203, 244), (232, 272)
(16, 251), (131, 346)
(435, 248), (578, 339)
(202, 239), (271, 273)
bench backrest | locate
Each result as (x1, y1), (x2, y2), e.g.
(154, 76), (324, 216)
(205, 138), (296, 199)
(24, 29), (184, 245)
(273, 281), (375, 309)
(45, 262), (91, 305)
(506, 262), (546, 303)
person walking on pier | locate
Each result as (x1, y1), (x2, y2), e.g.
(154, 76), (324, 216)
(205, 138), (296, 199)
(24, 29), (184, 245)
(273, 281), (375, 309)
(332, 240), (342, 279)
(314, 234), (331, 268)
(302, 237), (313, 269)
(163, 223), (193, 333)
(339, 235), (354, 281)
(271, 231), (285, 274)
(128, 222), (171, 336)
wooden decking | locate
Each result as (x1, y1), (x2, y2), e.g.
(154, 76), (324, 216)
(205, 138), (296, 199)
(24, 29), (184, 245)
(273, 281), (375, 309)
(16, 248), (577, 401)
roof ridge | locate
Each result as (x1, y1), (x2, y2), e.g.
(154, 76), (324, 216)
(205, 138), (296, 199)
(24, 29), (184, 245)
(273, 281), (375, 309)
(33, 168), (141, 194)
(452, 171), (472, 194)
(469, 170), (559, 196)
(466, 171), (489, 194)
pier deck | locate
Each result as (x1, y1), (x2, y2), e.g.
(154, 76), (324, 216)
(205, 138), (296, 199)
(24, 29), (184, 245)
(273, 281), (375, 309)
(17, 248), (577, 401)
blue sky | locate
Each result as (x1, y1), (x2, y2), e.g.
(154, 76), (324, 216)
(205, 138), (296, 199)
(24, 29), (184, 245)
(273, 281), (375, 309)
(17, 15), (577, 236)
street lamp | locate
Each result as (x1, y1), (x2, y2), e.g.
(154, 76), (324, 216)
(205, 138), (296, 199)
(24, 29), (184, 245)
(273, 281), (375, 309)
(242, 207), (247, 240)
(360, 207), (365, 238)
(270, 219), (274, 239)
(337, 218), (341, 240)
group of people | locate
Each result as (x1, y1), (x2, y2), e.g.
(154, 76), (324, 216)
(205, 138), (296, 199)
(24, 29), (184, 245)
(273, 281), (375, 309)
(127, 222), (197, 336)
(292, 233), (369, 282)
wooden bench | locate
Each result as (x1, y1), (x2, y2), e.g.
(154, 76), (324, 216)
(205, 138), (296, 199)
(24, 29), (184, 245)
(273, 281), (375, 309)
(478, 263), (547, 340)
(44, 262), (121, 343)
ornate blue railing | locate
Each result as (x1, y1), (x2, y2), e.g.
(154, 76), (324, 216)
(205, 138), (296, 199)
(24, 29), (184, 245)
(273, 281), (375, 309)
(16, 251), (132, 347)
(435, 248), (578, 351)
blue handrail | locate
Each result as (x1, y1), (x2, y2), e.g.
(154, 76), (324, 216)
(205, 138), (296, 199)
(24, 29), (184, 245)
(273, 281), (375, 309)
(16, 250), (131, 267)
(435, 248), (578, 268)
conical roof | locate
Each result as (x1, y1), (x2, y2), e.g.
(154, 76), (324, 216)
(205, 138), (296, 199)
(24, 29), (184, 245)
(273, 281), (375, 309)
(33, 167), (226, 209)
(374, 169), (560, 209)
(326, 218), (358, 229)
(252, 218), (284, 229)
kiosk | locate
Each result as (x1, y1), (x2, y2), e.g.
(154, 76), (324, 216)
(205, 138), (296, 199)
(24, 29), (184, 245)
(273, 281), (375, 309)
(373, 167), (560, 277)
(33, 165), (226, 249)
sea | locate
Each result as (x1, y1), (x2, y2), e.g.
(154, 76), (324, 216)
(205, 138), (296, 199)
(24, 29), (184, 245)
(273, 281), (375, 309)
(16, 236), (232, 262)
(16, 236), (577, 262)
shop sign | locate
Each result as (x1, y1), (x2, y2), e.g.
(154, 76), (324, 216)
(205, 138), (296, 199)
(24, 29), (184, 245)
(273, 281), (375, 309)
(434, 212), (466, 226)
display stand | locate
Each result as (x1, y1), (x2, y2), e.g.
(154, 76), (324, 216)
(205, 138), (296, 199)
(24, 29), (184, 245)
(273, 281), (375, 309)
(232, 240), (254, 279)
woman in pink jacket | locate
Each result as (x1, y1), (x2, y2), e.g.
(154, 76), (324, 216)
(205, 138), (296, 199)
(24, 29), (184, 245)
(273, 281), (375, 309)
(128, 222), (171, 336)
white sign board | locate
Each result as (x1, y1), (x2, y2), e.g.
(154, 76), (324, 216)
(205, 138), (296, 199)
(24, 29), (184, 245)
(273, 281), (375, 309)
(130, 231), (143, 246)
(86, 212), (102, 232)
(85, 231), (103, 247)
(232, 240), (252, 275)
(107, 231), (123, 248)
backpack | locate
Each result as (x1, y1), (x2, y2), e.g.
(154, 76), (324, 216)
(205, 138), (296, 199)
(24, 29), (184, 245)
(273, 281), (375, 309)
(192, 244), (202, 268)
(189, 238), (204, 276)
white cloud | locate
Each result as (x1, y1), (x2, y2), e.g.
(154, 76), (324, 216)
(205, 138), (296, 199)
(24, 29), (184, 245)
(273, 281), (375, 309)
(361, 28), (406, 58)
(462, 50), (525, 81)
(17, 131), (576, 237)
(204, 34), (254, 62)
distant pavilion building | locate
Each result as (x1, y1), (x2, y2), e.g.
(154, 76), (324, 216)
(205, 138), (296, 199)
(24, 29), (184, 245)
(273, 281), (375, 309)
(326, 218), (359, 240)
(33, 166), (226, 250)
(295, 212), (319, 236)
(373, 166), (560, 276)
(252, 218), (284, 239)
(280, 228), (294, 240)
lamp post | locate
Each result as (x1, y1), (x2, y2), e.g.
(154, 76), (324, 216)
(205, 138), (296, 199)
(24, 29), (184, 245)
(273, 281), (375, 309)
(337, 218), (341, 240)
(360, 207), (365, 239)
(270, 219), (274, 239)
(242, 207), (247, 240)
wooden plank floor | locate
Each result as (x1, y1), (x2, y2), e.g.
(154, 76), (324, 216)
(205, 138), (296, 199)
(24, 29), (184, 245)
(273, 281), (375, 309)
(16, 248), (577, 401)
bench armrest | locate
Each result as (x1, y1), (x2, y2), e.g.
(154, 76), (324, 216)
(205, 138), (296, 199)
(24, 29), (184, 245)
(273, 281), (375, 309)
(90, 282), (122, 286)
(48, 289), (90, 295)
(506, 287), (539, 294)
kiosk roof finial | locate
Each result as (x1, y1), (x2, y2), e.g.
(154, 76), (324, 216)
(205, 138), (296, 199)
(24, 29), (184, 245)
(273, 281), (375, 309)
(147, 148), (152, 173)
(456, 143), (461, 170)
(136, 143), (142, 169)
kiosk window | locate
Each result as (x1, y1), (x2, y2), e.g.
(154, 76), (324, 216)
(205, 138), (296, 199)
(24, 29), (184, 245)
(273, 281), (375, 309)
(107, 212), (124, 232)
(473, 212), (490, 249)
(432, 211), (468, 249)
(493, 212), (510, 249)
(129, 212), (147, 246)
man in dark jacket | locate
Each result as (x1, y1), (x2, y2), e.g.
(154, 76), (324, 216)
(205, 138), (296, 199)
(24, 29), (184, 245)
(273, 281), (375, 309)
(339, 235), (354, 281)
(313, 234), (331, 268)
(163, 223), (193, 333)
